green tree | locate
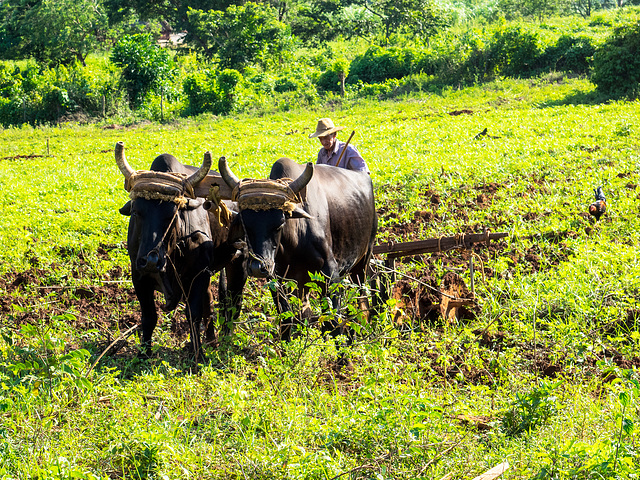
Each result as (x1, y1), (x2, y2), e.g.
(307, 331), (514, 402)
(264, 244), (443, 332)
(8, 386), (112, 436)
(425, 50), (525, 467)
(110, 33), (175, 107)
(362, 0), (449, 44)
(0, 0), (108, 65)
(103, 0), (244, 32)
(186, 2), (294, 70)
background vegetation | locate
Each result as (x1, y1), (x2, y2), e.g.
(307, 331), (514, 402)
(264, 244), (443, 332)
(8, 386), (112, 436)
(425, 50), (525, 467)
(1, 0), (640, 127)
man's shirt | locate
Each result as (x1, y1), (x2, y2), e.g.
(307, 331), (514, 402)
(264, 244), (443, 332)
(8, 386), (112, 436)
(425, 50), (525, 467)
(317, 140), (369, 173)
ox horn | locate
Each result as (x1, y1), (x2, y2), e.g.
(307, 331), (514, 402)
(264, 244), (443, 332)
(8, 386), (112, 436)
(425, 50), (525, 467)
(288, 162), (314, 194)
(186, 151), (213, 187)
(114, 141), (134, 180)
(218, 156), (240, 190)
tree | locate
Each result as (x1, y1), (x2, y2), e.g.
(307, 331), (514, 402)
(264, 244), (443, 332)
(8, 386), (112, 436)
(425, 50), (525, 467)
(186, 2), (294, 70)
(0, 0), (108, 65)
(292, 0), (376, 45)
(111, 33), (175, 107)
(102, 0), (245, 32)
(362, 0), (450, 45)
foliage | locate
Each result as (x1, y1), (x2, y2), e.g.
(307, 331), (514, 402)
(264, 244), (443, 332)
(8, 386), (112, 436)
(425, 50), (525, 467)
(0, 59), (122, 126)
(591, 21), (640, 98)
(364, 0), (452, 44)
(0, 0), (109, 66)
(183, 68), (243, 115)
(542, 33), (596, 73)
(186, 2), (295, 71)
(110, 34), (175, 108)
(501, 380), (560, 436)
(349, 45), (427, 84)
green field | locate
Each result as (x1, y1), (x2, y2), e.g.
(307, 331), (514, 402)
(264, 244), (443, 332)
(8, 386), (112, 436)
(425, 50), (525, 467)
(1, 74), (640, 479)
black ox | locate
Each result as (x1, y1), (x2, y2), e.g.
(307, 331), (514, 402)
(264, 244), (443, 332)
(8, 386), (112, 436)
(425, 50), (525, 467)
(115, 142), (244, 356)
(219, 157), (377, 343)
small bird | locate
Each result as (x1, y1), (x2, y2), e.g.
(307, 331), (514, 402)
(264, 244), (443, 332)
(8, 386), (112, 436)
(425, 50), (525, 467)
(589, 186), (607, 221)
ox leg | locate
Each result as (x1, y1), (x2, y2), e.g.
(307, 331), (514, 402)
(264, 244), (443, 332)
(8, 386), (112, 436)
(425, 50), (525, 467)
(134, 279), (158, 357)
(219, 257), (247, 340)
(185, 272), (212, 360)
(202, 282), (216, 345)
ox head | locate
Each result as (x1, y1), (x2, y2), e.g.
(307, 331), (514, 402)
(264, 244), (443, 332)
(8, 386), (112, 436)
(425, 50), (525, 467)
(116, 142), (212, 297)
(219, 157), (313, 278)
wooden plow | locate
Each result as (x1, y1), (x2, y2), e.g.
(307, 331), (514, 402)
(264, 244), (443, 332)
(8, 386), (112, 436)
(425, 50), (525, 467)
(371, 231), (508, 323)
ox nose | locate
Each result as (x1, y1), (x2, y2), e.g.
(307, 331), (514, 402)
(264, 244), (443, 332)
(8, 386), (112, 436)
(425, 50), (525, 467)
(248, 259), (272, 278)
(137, 250), (164, 272)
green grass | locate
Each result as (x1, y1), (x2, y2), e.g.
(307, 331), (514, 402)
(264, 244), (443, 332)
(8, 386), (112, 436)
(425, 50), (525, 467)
(1, 73), (640, 479)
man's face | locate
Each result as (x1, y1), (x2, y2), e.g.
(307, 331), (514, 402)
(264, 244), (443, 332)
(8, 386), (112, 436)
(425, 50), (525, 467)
(319, 133), (337, 151)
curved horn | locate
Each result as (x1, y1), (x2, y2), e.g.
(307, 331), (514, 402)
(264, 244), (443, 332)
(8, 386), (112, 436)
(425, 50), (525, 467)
(218, 156), (240, 190)
(114, 141), (134, 180)
(288, 162), (314, 194)
(187, 151), (213, 187)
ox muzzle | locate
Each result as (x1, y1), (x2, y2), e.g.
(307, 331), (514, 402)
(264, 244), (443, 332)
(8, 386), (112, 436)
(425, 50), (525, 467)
(136, 247), (166, 274)
(247, 257), (275, 279)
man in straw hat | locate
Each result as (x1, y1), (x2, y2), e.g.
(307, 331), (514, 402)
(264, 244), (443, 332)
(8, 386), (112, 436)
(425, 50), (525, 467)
(309, 118), (369, 173)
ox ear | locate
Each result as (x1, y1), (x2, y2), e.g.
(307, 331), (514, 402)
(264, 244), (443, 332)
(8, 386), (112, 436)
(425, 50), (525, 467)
(288, 205), (312, 219)
(119, 200), (132, 216)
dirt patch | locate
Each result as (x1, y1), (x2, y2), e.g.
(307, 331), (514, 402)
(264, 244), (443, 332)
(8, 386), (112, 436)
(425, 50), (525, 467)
(448, 109), (473, 116)
(391, 272), (478, 329)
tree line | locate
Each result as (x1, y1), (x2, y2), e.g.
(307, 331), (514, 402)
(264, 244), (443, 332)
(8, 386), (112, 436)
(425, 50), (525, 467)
(1, 0), (638, 67)
(1, 0), (640, 126)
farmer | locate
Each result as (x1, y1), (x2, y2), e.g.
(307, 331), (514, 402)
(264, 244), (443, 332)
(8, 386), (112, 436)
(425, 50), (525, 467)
(309, 118), (370, 173)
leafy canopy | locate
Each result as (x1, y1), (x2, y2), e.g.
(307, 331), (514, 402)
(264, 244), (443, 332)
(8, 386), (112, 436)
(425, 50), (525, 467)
(186, 2), (295, 70)
(0, 0), (108, 66)
(110, 33), (175, 107)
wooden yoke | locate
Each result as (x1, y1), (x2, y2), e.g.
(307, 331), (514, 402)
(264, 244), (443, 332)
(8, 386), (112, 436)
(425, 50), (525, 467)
(192, 171), (234, 200)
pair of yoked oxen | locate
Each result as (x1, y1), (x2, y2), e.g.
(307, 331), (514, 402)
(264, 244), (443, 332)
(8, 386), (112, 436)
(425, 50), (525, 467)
(114, 141), (377, 359)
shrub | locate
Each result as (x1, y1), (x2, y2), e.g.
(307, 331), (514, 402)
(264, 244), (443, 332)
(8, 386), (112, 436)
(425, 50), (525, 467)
(487, 25), (544, 77)
(542, 34), (596, 74)
(183, 68), (243, 116)
(349, 46), (426, 84)
(591, 22), (640, 98)
(111, 34), (175, 108)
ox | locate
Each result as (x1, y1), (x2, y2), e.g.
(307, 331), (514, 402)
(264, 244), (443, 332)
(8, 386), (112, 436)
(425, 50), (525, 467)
(219, 157), (377, 350)
(115, 142), (244, 357)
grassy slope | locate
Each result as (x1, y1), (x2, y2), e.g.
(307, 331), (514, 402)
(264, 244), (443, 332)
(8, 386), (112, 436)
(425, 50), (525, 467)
(1, 75), (640, 478)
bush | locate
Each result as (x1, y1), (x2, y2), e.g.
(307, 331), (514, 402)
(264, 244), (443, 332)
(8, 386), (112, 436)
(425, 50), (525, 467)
(111, 34), (175, 108)
(349, 46), (426, 84)
(592, 22), (640, 98)
(542, 34), (596, 74)
(487, 25), (544, 77)
(183, 68), (243, 116)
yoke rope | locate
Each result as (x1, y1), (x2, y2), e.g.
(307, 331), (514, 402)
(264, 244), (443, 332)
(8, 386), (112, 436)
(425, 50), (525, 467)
(232, 178), (302, 213)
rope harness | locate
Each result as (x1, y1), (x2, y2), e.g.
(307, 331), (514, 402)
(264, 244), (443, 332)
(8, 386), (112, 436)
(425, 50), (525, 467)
(125, 170), (196, 208)
(231, 178), (301, 213)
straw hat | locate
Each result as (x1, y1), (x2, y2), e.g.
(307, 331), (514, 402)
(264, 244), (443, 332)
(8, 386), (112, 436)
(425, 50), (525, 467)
(308, 118), (344, 138)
